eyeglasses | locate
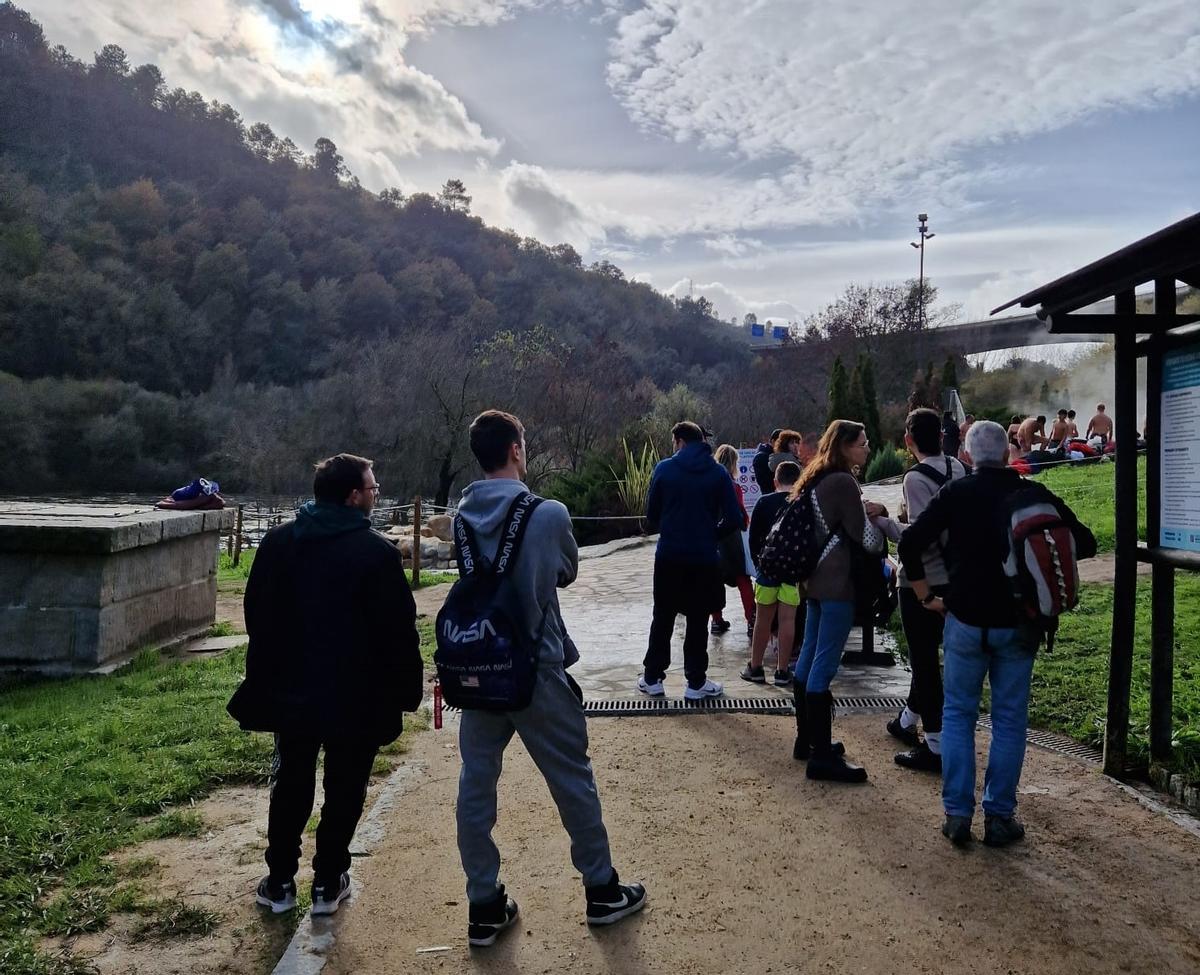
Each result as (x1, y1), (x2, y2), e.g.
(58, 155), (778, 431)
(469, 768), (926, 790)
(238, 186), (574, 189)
(361, 483), (381, 494)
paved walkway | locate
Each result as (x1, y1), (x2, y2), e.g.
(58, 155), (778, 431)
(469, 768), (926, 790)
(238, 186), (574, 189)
(562, 480), (910, 701)
(560, 541), (912, 700)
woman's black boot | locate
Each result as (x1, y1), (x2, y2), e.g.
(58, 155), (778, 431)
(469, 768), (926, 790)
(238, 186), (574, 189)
(805, 692), (866, 782)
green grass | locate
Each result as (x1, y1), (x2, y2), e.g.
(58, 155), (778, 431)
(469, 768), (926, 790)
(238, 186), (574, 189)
(0, 622), (438, 974)
(407, 569), (458, 588)
(1032, 456), (1146, 553)
(1030, 575), (1200, 784)
(217, 550), (254, 583)
(222, 549), (455, 589)
(129, 899), (222, 942)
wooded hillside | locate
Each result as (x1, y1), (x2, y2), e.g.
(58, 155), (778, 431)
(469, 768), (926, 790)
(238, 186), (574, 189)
(0, 3), (755, 500)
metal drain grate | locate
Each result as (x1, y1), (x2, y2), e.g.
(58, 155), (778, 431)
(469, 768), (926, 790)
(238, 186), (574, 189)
(584, 697), (792, 716)
(834, 695), (908, 712)
(977, 715), (1103, 764)
(581, 695), (907, 717)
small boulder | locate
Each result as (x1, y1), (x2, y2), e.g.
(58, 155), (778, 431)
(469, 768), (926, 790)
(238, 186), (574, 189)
(427, 514), (454, 542)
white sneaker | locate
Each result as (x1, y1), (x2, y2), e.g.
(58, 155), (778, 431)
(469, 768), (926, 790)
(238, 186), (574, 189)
(684, 679), (724, 700)
(637, 676), (665, 697)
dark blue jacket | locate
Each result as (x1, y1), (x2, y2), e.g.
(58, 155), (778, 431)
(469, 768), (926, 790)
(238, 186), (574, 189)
(646, 441), (742, 565)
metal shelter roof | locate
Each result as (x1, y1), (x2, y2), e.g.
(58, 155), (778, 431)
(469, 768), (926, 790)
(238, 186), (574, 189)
(991, 211), (1200, 319)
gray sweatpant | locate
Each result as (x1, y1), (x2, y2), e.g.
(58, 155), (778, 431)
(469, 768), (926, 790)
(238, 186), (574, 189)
(456, 666), (614, 904)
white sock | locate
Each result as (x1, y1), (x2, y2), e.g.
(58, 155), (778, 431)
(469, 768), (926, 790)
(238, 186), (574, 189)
(925, 731), (942, 755)
(900, 706), (920, 730)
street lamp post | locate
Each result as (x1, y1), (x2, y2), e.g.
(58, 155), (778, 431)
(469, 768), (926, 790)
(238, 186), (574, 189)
(909, 212), (935, 328)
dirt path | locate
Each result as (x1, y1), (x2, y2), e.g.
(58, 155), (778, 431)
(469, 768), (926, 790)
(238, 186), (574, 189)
(323, 713), (1200, 975)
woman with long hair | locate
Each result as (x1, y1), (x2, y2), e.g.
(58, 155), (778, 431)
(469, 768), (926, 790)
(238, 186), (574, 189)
(790, 420), (886, 782)
(710, 444), (756, 636)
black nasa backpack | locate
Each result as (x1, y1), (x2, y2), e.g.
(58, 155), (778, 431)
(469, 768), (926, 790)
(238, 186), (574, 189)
(434, 493), (545, 711)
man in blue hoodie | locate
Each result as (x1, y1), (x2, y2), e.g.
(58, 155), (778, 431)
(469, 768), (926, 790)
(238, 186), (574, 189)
(454, 410), (646, 948)
(228, 453), (423, 917)
(639, 420), (743, 700)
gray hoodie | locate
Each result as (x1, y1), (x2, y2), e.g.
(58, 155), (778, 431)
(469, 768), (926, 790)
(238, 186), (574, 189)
(456, 477), (579, 668)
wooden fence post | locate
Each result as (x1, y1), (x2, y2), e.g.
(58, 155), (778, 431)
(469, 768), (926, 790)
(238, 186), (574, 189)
(232, 504), (244, 567)
(412, 495), (422, 588)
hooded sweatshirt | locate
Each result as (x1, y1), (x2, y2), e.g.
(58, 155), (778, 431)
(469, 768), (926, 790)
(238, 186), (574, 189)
(456, 477), (580, 668)
(646, 440), (743, 565)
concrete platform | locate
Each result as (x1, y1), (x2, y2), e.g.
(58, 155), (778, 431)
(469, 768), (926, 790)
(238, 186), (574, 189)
(0, 501), (234, 672)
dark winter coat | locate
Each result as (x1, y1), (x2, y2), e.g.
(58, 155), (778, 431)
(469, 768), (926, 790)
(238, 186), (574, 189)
(227, 501), (424, 746)
(753, 442), (774, 495)
(646, 441), (742, 565)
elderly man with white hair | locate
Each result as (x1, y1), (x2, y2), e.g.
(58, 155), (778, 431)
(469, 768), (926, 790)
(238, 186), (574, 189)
(897, 421), (1096, 848)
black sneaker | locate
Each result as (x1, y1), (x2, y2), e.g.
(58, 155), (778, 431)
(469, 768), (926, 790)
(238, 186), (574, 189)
(772, 669), (793, 687)
(886, 715), (921, 748)
(740, 664), (766, 683)
(468, 889), (519, 947)
(983, 815), (1026, 848)
(585, 873), (647, 927)
(311, 872), (352, 916)
(894, 742), (942, 773)
(255, 876), (297, 914)
(710, 619), (731, 635)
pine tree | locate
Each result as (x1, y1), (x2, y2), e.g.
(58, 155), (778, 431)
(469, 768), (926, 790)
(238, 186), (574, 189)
(941, 354), (959, 394)
(828, 356), (849, 426)
(847, 358), (868, 425)
(859, 353), (883, 449)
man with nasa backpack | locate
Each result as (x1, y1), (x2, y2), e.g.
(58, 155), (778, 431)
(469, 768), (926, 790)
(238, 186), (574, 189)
(898, 421), (1095, 848)
(446, 410), (646, 948)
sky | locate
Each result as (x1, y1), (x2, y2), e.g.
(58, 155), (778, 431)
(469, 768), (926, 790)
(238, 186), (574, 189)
(29, 0), (1200, 329)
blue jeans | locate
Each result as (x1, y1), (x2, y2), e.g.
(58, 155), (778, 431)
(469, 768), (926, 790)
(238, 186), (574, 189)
(941, 614), (1037, 819)
(792, 599), (854, 693)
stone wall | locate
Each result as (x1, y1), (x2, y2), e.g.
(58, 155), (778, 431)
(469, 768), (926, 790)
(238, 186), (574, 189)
(0, 503), (233, 673)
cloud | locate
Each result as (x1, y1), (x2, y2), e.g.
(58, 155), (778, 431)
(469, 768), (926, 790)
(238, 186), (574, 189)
(606, 0), (1200, 223)
(666, 278), (798, 323)
(32, 1), (556, 189)
(702, 234), (764, 258)
(494, 162), (606, 249)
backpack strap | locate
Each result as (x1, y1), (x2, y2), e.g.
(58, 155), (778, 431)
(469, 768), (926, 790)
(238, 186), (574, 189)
(907, 459), (951, 489)
(493, 493), (545, 576)
(453, 512), (485, 575)
(453, 493), (546, 576)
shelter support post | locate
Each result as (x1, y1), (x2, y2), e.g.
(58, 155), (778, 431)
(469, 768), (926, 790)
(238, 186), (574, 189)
(1102, 289), (1138, 778)
(1147, 277), (1176, 763)
(1150, 564), (1175, 762)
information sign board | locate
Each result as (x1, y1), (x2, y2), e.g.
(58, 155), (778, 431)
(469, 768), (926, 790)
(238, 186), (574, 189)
(736, 447), (763, 515)
(1160, 341), (1200, 552)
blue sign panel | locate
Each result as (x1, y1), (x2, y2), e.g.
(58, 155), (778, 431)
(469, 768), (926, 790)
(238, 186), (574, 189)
(1160, 342), (1200, 552)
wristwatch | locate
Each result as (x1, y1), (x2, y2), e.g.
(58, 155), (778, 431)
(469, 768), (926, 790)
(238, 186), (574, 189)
(921, 593), (938, 605)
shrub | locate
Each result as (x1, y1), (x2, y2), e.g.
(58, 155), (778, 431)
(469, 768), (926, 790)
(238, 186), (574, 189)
(610, 438), (658, 528)
(864, 446), (908, 483)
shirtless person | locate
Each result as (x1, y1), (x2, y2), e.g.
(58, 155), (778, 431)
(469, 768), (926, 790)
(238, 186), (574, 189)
(1086, 404), (1113, 445)
(1066, 410), (1079, 439)
(1048, 410), (1070, 449)
(1007, 415), (1022, 448)
(1016, 415), (1046, 457)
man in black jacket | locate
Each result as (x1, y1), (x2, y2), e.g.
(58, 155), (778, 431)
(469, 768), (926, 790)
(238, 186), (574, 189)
(228, 453), (423, 916)
(898, 422), (1095, 849)
(752, 429), (781, 495)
